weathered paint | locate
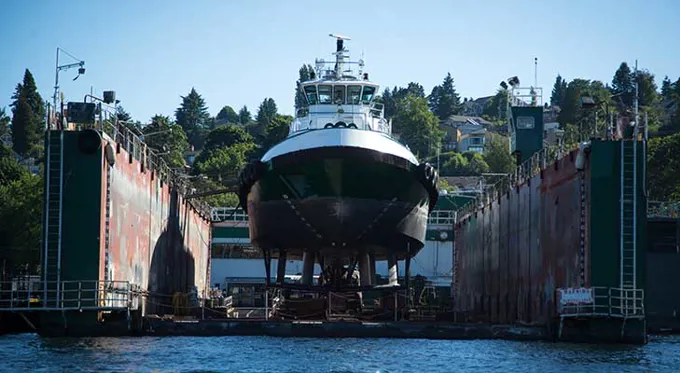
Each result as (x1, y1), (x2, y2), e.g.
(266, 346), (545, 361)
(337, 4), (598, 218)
(454, 140), (646, 326)
(102, 133), (211, 312)
(48, 130), (211, 314)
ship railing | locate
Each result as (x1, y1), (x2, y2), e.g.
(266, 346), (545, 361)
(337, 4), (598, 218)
(96, 112), (212, 219)
(456, 142), (578, 222)
(556, 287), (644, 319)
(429, 210), (457, 225)
(211, 206), (456, 226)
(0, 280), (133, 312)
(647, 200), (680, 219)
(211, 207), (249, 223)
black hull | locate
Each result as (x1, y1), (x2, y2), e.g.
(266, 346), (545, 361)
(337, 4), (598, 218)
(238, 142), (439, 261)
(246, 193), (429, 260)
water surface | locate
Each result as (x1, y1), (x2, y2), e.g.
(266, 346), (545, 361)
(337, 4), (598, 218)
(1, 334), (679, 372)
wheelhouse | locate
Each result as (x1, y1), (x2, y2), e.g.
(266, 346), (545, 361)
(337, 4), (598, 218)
(302, 83), (377, 106)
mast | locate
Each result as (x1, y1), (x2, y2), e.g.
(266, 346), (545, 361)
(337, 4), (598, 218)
(329, 33), (350, 79)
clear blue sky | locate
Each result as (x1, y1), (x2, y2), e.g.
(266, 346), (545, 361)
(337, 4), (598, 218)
(1, 0), (678, 123)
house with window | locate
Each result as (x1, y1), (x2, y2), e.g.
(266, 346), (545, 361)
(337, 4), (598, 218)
(440, 115), (492, 154)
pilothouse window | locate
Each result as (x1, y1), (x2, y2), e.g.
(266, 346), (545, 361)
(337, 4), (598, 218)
(304, 86), (318, 105)
(318, 85), (331, 104)
(348, 85), (361, 104)
(361, 86), (376, 103)
(333, 85), (346, 105)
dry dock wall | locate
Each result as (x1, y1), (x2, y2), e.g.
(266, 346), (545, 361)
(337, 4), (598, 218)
(453, 140), (646, 327)
(56, 129), (211, 315)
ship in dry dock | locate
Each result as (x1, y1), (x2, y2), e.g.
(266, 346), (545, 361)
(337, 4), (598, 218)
(237, 34), (440, 295)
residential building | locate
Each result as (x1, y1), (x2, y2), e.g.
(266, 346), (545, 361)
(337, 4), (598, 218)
(462, 96), (494, 117)
(440, 115), (492, 154)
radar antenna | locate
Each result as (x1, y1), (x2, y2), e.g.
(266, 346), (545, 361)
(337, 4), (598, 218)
(329, 34), (351, 79)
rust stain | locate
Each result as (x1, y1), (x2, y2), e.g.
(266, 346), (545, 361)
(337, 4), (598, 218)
(98, 135), (211, 312)
(454, 154), (586, 325)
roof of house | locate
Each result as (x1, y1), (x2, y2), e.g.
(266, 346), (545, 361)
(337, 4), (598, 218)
(445, 115), (493, 127)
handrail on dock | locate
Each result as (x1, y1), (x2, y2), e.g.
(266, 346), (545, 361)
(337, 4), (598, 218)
(0, 280), (133, 312)
(211, 207), (457, 226)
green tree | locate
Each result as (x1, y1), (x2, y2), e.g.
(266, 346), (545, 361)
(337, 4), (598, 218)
(0, 107), (10, 139)
(175, 88), (210, 147)
(0, 157), (42, 275)
(10, 70), (45, 158)
(550, 74), (567, 106)
(238, 105), (252, 125)
(483, 89), (508, 120)
(200, 125), (253, 155)
(256, 98), (278, 127)
(295, 64), (314, 110)
(115, 105), (132, 122)
(636, 70), (659, 107)
(611, 62), (634, 108)
(261, 115), (292, 151)
(194, 142), (256, 182)
(429, 73), (461, 120)
(392, 94), (443, 159)
(250, 98), (278, 143)
(216, 105), (239, 125)
(648, 133), (680, 201)
(661, 76), (673, 101)
(142, 115), (189, 169)
(483, 134), (514, 173)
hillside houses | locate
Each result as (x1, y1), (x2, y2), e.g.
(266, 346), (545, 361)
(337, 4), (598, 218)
(440, 115), (493, 154)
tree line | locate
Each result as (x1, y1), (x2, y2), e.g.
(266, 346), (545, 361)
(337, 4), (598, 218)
(1, 61), (680, 276)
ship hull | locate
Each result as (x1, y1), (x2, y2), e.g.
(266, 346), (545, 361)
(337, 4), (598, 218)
(242, 129), (436, 260)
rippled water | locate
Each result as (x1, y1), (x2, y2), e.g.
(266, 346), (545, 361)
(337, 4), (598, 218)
(1, 333), (680, 372)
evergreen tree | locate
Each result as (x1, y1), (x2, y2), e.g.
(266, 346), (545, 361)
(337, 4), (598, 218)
(256, 98), (278, 128)
(142, 115), (189, 168)
(238, 105), (252, 125)
(175, 87), (210, 134)
(0, 107), (9, 139)
(550, 74), (567, 106)
(115, 106), (132, 123)
(429, 73), (461, 120)
(216, 105), (239, 125)
(611, 62), (634, 108)
(661, 76), (673, 101)
(294, 64), (314, 110)
(9, 69), (45, 158)
(382, 87), (395, 118)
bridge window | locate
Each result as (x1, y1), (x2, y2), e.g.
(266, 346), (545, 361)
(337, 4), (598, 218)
(516, 116), (535, 129)
(361, 86), (376, 103)
(318, 85), (332, 104)
(348, 85), (362, 104)
(304, 85), (318, 105)
(333, 85), (346, 105)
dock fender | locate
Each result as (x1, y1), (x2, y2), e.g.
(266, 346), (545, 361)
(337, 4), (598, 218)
(238, 160), (268, 212)
(104, 142), (116, 166)
(415, 162), (439, 212)
(575, 141), (591, 171)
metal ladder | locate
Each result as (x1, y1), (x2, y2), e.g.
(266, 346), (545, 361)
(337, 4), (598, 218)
(619, 139), (637, 313)
(43, 130), (64, 307)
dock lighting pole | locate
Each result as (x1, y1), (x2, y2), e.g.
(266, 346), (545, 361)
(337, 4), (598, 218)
(53, 48), (86, 113)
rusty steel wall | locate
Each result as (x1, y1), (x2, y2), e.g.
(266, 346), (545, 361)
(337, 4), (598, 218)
(454, 150), (585, 326)
(101, 138), (211, 313)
